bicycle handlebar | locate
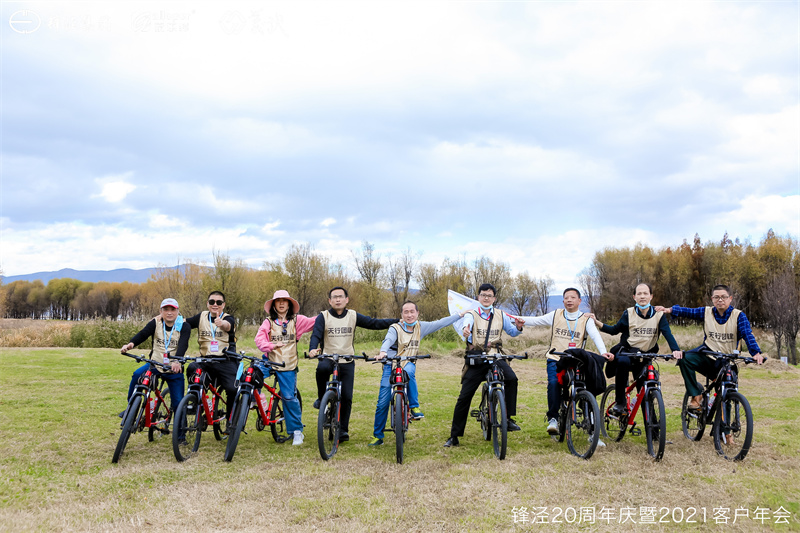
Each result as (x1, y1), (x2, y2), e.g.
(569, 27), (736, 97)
(699, 349), (766, 365)
(120, 352), (173, 372)
(466, 352), (528, 361)
(365, 353), (432, 363)
(616, 350), (675, 361)
(304, 352), (367, 361)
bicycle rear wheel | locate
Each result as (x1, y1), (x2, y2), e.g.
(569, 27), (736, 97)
(317, 390), (340, 461)
(566, 389), (600, 460)
(644, 389), (666, 461)
(271, 389), (303, 443)
(148, 387), (170, 442)
(681, 392), (706, 441)
(491, 389), (508, 460)
(113, 395), (142, 463)
(172, 393), (202, 462)
(712, 391), (753, 461)
(395, 394), (406, 464)
(224, 392), (250, 462)
(600, 384), (626, 442)
(479, 385), (491, 441)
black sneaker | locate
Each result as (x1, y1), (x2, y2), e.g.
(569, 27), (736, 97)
(444, 436), (459, 447)
(507, 419), (521, 432)
(338, 432), (349, 442)
(609, 403), (626, 417)
(313, 399), (321, 409)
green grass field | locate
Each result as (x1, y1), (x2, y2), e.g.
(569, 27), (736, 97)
(0, 345), (798, 532)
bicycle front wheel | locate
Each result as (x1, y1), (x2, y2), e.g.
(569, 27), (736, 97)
(491, 389), (508, 460)
(644, 389), (666, 461)
(600, 384), (626, 442)
(148, 387), (170, 442)
(317, 390), (340, 461)
(681, 392), (706, 441)
(712, 391), (753, 461)
(172, 393), (202, 462)
(566, 389), (600, 460)
(224, 392), (250, 462)
(394, 394), (406, 464)
(479, 385), (491, 441)
(113, 395), (142, 463)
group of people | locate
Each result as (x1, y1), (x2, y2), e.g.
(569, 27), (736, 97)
(119, 281), (765, 450)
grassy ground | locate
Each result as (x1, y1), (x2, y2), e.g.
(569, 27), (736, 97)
(0, 343), (798, 532)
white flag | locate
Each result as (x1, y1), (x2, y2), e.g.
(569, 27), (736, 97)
(447, 290), (479, 340)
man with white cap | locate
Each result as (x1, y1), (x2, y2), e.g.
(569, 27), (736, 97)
(120, 298), (191, 416)
(255, 290), (317, 445)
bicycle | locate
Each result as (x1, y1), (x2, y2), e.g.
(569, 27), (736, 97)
(468, 352), (528, 460)
(680, 349), (764, 461)
(549, 349), (602, 460)
(224, 353), (301, 462)
(310, 353), (367, 461)
(367, 353), (431, 464)
(112, 352), (174, 463)
(171, 355), (229, 462)
(599, 350), (674, 461)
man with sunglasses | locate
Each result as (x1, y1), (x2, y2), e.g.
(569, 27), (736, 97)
(185, 291), (238, 418)
(308, 286), (399, 442)
(656, 285), (764, 417)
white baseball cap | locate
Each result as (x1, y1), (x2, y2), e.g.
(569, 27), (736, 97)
(160, 298), (179, 309)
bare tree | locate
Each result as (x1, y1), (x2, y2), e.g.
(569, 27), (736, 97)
(761, 269), (799, 364)
(508, 272), (536, 315)
(386, 247), (419, 315)
(472, 256), (511, 304)
(352, 240), (384, 316)
(531, 275), (555, 315)
(579, 266), (601, 315)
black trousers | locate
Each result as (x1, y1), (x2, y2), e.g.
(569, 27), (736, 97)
(316, 359), (356, 433)
(612, 355), (647, 405)
(450, 360), (517, 439)
(186, 359), (239, 415)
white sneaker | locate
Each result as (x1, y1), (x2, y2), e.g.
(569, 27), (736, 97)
(292, 430), (304, 445)
(547, 418), (558, 435)
(596, 438), (606, 447)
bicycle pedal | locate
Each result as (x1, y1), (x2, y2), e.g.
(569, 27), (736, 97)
(631, 428), (642, 436)
(470, 409), (481, 418)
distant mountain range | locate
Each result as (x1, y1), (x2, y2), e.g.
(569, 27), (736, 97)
(0, 267), (173, 284)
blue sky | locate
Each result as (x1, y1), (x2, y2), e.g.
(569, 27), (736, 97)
(2, 1), (798, 290)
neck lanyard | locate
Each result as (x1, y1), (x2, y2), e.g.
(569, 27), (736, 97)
(163, 321), (175, 352)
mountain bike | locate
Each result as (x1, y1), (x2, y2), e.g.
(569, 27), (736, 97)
(367, 353), (431, 464)
(549, 349), (602, 460)
(171, 355), (229, 462)
(311, 353), (367, 461)
(599, 351), (674, 461)
(468, 352), (528, 460)
(113, 353), (174, 463)
(680, 349), (764, 461)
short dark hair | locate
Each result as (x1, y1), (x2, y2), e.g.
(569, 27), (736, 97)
(563, 287), (581, 298)
(633, 283), (652, 295)
(208, 290), (225, 301)
(711, 284), (731, 296)
(478, 283), (496, 296)
(401, 300), (418, 311)
(328, 286), (349, 298)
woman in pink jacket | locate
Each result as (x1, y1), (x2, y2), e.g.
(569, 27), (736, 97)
(255, 290), (316, 445)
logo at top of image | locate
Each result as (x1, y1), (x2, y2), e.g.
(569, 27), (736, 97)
(9, 10), (41, 34)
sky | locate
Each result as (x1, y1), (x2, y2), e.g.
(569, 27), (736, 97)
(2, 1), (799, 291)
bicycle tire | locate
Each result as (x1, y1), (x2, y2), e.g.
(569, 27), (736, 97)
(112, 395), (142, 463)
(271, 389), (303, 443)
(224, 392), (250, 462)
(172, 393), (202, 462)
(556, 403), (568, 443)
(712, 391), (753, 461)
(599, 384), (626, 442)
(212, 393), (226, 441)
(644, 388), (666, 461)
(479, 385), (491, 441)
(681, 391), (706, 441)
(566, 389), (600, 460)
(317, 390), (340, 460)
(491, 389), (508, 460)
(395, 393), (406, 464)
(148, 387), (170, 442)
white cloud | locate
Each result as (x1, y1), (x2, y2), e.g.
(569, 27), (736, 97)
(320, 218), (336, 227)
(94, 174), (136, 203)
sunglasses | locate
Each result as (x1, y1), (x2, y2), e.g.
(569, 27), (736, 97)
(281, 322), (289, 336)
(208, 299), (225, 306)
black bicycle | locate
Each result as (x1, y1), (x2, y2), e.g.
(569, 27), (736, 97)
(113, 353), (174, 463)
(468, 352), (528, 460)
(549, 349), (602, 460)
(599, 351), (674, 461)
(681, 349), (763, 461)
(310, 353), (367, 461)
(368, 353), (431, 464)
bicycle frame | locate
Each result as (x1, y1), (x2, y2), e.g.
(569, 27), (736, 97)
(611, 354), (668, 434)
(185, 361), (227, 428)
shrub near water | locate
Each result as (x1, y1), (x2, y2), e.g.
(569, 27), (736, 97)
(69, 320), (147, 349)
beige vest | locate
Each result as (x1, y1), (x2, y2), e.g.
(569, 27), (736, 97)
(467, 308), (505, 355)
(391, 322), (421, 358)
(197, 311), (231, 355)
(548, 309), (589, 360)
(321, 309), (358, 360)
(153, 316), (182, 357)
(267, 318), (299, 371)
(703, 307), (741, 353)
(627, 307), (663, 351)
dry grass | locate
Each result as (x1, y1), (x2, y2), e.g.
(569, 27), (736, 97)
(0, 318), (72, 347)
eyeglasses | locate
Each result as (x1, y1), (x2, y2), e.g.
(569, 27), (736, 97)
(330, 295), (347, 300)
(478, 293), (495, 299)
(711, 295), (730, 301)
(208, 299), (225, 306)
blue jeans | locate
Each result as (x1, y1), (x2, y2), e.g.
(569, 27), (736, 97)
(275, 369), (303, 434)
(128, 364), (184, 412)
(546, 359), (561, 420)
(372, 362), (418, 439)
